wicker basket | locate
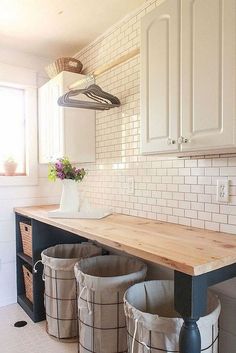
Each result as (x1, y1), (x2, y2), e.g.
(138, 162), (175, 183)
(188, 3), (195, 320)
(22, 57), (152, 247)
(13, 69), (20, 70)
(20, 222), (32, 258)
(45, 57), (83, 78)
(23, 265), (33, 303)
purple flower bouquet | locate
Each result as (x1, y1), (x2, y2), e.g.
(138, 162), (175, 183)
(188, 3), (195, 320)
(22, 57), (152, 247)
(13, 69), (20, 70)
(48, 157), (86, 182)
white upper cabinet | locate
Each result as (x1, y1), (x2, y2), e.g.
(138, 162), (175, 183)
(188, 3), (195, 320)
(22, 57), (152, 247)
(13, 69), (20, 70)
(141, 0), (236, 155)
(141, 0), (180, 153)
(38, 71), (95, 164)
(181, 0), (236, 153)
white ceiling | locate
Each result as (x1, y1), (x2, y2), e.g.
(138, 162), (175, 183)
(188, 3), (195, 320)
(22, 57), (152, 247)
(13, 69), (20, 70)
(0, 0), (145, 59)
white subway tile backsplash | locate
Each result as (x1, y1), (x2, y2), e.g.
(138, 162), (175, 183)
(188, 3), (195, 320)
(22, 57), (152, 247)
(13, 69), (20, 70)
(75, 0), (236, 235)
(191, 219), (205, 229)
(205, 203), (220, 213)
(191, 202), (204, 211)
(185, 209), (198, 219)
(198, 176), (212, 185)
(220, 224), (236, 234)
(198, 159), (212, 167)
(179, 168), (191, 176)
(212, 158), (228, 167)
(198, 194), (212, 203)
(228, 215), (236, 225)
(185, 159), (198, 168)
(198, 212), (212, 222)
(205, 221), (220, 232)
(191, 168), (205, 176)
(185, 176), (198, 184)
(220, 167), (236, 176)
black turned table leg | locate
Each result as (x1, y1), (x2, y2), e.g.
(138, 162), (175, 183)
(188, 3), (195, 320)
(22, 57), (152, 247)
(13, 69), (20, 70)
(179, 319), (201, 353)
(174, 264), (236, 353)
(174, 271), (208, 353)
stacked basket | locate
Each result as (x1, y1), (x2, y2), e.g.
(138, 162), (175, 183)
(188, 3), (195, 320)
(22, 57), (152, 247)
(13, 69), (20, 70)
(45, 57), (83, 79)
(19, 222), (33, 303)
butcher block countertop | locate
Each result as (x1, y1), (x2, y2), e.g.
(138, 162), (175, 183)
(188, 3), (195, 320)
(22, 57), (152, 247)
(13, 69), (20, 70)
(15, 205), (236, 276)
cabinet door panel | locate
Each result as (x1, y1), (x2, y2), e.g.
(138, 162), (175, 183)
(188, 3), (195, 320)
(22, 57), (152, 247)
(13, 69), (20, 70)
(49, 81), (64, 160)
(141, 0), (180, 153)
(38, 85), (51, 163)
(38, 72), (95, 164)
(181, 0), (236, 152)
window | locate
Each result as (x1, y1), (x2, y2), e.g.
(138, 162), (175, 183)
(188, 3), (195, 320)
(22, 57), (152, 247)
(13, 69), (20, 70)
(0, 62), (38, 186)
(0, 85), (26, 175)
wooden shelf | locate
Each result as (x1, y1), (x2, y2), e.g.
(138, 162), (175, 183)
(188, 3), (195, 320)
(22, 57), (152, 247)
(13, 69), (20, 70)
(17, 252), (33, 267)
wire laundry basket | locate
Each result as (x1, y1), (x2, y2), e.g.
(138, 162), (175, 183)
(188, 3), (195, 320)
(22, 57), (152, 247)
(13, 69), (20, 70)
(124, 280), (221, 353)
(40, 243), (102, 340)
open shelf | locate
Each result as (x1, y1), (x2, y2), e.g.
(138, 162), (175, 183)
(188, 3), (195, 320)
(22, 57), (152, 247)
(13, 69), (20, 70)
(17, 252), (33, 267)
(15, 212), (88, 322)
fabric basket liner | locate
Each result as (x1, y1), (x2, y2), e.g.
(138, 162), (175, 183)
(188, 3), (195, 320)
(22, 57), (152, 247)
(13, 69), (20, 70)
(75, 255), (147, 353)
(42, 242), (102, 339)
(124, 280), (221, 353)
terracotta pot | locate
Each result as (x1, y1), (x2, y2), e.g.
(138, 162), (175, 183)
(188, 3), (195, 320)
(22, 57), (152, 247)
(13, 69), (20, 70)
(4, 161), (18, 176)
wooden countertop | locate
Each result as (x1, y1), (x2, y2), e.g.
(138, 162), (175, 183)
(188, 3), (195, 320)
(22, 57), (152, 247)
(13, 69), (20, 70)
(14, 205), (236, 276)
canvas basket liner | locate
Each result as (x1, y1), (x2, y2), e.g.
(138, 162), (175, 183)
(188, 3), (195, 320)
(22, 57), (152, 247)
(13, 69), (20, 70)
(41, 242), (102, 339)
(74, 255), (147, 353)
(124, 280), (221, 353)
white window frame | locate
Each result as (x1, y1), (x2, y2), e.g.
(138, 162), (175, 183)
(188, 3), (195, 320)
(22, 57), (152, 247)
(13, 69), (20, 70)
(0, 63), (38, 186)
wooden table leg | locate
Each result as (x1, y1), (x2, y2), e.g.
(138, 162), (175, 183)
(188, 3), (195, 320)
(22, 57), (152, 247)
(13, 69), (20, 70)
(174, 271), (208, 353)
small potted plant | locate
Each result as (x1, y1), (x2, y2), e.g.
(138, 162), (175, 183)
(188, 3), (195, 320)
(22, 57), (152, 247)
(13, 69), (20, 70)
(48, 157), (86, 212)
(4, 157), (18, 176)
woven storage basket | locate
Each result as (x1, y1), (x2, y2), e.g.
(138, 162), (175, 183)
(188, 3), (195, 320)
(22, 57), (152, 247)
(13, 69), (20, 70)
(20, 222), (32, 258)
(23, 265), (33, 303)
(46, 57), (83, 78)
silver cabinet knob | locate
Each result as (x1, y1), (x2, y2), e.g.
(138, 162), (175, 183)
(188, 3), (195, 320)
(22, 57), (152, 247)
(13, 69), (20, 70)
(167, 138), (176, 145)
(177, 136), (189, 144)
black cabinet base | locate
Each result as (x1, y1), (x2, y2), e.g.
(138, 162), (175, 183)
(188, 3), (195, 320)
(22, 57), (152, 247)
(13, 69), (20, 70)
(16, 213), (88, 323)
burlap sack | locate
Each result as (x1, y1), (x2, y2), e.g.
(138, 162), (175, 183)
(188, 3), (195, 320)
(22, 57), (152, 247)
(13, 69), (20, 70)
(42, 243), (102, 339)
(124, 280), (221, 353)
(74, 255), (147, 353)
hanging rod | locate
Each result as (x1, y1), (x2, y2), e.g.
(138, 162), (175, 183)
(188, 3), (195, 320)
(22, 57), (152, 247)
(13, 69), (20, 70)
(68, 47), (140, 90)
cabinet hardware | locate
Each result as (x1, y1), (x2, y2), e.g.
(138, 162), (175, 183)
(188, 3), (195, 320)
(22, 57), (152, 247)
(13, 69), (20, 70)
(167, 138), (176, 145)
(177, 136), (189, 144)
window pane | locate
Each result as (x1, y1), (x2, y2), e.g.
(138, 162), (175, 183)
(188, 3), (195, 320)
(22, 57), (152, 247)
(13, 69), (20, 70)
(0, 85), (25, 175)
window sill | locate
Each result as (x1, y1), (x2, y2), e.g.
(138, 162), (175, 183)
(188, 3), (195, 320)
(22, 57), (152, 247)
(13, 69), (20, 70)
(0, 173), (26, 176)
(0, 172), (38, 186)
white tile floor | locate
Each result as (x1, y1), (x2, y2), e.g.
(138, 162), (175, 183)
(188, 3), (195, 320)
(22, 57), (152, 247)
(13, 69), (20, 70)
(0, 304), (77, 353)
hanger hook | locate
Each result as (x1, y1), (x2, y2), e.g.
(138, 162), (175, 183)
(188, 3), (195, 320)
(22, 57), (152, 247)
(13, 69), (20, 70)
(86, 74), (95, 87)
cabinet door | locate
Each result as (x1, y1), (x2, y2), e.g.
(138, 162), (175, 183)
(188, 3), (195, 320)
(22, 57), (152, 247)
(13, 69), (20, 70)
(181, 0), (236, 152)
(49, 80), (64, 161)
(38, 80), (63, 163)
(39, 72), (96, 164)
(141, 0), (180, 154)
(38, 84), (52, 163)
(64, 108), (95, 163)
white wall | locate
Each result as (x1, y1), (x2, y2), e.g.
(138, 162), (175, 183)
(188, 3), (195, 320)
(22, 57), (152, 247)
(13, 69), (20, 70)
(0, 45), (50, 78)
(0, 47), (61, 307)
(74, 0), (236, 235)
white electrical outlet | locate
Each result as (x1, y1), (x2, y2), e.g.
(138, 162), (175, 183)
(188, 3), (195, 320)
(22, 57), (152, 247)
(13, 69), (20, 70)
(127, 177), (134, 195)
(217, 180), (229, 203)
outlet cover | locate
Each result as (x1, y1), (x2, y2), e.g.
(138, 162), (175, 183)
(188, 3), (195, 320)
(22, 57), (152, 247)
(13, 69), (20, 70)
(217, 180), (229, 203)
